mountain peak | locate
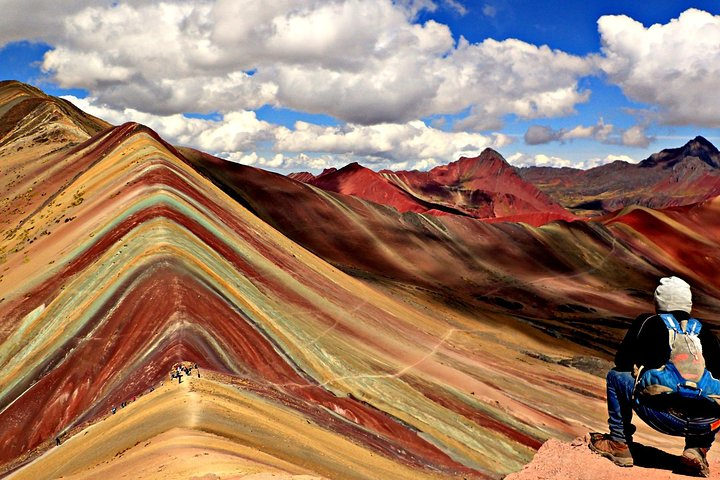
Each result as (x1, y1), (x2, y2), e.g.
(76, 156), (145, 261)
(457, 147), (507, 163)
(0, 80), (46, 99)
(322, 161), (378, 181)
(690, 135), (716, 149)
(340, 161), (366, 172)
(308, 161), (382, 189)
(287, 171), (315, 182)
(318, 167), (338, 176)
(0, 80), (110, 150)
(480, 146), (503, 157)
(640, 136), (720, 169)
(447, 148), (514, 179)
(683, 135), (720, 164)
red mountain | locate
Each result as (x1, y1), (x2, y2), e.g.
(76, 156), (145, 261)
(383, 149), (574, 223)
(306, 162), (470, 216)
(297, 149), (575, 225)
(286, 171), (315, 182)
(518, 136), (720, 214)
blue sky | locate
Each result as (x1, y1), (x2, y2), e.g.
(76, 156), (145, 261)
(421, 1), (720, 54)
(1, 1), (720, 172)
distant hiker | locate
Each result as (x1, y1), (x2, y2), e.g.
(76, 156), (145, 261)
(55, 437), (60, 446)
(590, 277), (720, 477)
(111, 406), (116, 415)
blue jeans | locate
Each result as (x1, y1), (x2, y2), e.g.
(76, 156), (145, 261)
(606, 369), (717, 448)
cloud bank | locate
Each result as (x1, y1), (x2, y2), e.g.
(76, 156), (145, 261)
(523, 120), (651, 147)
(35, 0), (592, 131)
(507, 152), (637, 170)
(1, 3), (718, 169)
(598, 8), (720, 128)
(67, 95), (511, 171)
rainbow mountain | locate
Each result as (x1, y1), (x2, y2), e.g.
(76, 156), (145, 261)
(1, 80), (720, 479)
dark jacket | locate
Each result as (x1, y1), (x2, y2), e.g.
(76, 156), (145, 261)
(615, 310), (720, 377)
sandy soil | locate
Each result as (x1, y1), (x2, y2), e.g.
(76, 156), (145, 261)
(506, 434), (720, 480)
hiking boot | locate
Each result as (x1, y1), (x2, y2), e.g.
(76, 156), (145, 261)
(682, 447), (710, 477)
(588, 432), (633, 467)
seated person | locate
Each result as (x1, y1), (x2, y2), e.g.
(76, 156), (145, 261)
(590, 276), (720, 477)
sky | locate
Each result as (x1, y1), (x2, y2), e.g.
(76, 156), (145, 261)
(2, 0), (720, 173)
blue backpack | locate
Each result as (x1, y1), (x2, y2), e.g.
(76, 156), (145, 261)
(636, 314), (720, 403)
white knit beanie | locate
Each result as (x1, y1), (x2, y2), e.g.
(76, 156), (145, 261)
(654, 276), (692, 313)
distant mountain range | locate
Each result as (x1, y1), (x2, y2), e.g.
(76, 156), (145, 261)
(518, 135), (720, 215)
(292, 136), (720, 222)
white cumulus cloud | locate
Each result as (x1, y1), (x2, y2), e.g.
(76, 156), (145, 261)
(10, 1), (709, 170)
(0, 0), (95, 46)
(584, 154), (638, 169)
(64, 95), (277, 153)
(63, 96), (514, 171)
(523, 120), (650, 147)
(441, 38), (592, 131)
(27, 0), (593, 130)
(598, 8), (720, 127)
(275, 120), (512, 163)
(507, 152), (575, 168)
(621, 125), (651, 148)
(508, 152), (638, 169)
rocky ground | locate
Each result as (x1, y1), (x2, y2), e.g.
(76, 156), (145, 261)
(507, 433), (720, 480)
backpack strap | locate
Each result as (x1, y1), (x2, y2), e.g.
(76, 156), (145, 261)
(659, 313), (703, 334)
(686, 318), (702, 335)
(659, 313), (682, 333)
(659, 313), (681, 349)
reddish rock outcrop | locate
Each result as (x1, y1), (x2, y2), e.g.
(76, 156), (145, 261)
(384, 149), (572, 222)
(292, 150), (575, 225)
(287, 171), (315, 182)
